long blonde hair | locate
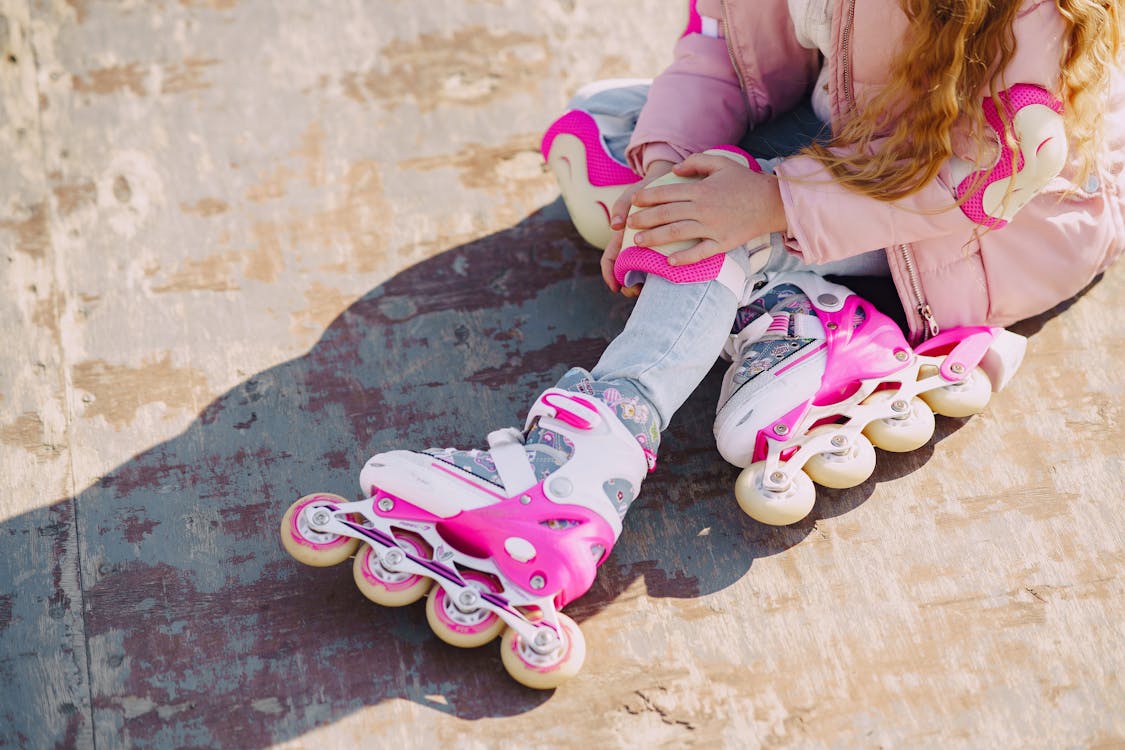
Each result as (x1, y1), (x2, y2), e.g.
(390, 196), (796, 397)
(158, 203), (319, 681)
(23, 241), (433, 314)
(805, 0), (1122, 202)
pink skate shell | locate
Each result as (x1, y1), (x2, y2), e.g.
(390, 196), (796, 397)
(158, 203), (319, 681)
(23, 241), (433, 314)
(914, 326), (995, 382)
(367, 473), (616, 609)
(955, 84), (1064, 229)
(540, 109), (639, 188)
(612, 145), (761, 287)
(753, 295), (913, 460)
(752, 294), (1004, 461)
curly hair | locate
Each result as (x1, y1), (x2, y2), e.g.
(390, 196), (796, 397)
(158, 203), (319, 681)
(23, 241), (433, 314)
(805, 0), (1122, 202)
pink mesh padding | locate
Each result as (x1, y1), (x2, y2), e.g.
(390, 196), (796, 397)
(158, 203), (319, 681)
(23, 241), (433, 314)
(610, 144), (762, 287)
(614, 246), (724, 287)
(541, 109), (639, 188)
(955, 84), (1064, 229)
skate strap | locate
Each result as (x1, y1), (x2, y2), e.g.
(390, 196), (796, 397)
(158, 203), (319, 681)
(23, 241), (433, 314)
(487, 428), (538, 495)
(530, 391), (601, 431)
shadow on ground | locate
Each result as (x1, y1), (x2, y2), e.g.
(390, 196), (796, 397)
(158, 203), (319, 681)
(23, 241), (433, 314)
(1, 201), (1087, 747)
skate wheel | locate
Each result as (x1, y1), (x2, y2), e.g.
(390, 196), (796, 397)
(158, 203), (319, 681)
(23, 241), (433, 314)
(352, 531), (433, 607)
(861, 392), (936, 453)
(500, 612), (586, 690)
(425, 569), (506, 648)
(919, 365), (992, 418)
(803, 426), (877, 489)
(280, 494), (360, 567)
(734, 462), (816, 525)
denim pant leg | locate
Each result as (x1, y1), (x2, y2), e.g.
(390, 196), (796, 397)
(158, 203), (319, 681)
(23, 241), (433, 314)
(591, 250), (753, 431)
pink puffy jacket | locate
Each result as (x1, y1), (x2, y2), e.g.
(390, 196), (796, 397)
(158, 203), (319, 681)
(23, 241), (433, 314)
(628, 0), (1124, 341)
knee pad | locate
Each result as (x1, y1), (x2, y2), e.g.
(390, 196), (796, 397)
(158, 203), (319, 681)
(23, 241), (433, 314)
(541, 108), (641, 248)
(952, 84), (1066, 229)
(613, 146), (764, 297)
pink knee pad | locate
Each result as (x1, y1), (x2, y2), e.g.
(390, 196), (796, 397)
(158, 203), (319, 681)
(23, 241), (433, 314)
(541, 109), (642, 248)
(954, 84), (1066, 229)
(541, 109), (638, 191)
(613, 146), (762, 295)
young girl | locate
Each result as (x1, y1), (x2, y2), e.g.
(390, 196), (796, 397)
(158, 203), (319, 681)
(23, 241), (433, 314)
(282, 0), (1123, 688)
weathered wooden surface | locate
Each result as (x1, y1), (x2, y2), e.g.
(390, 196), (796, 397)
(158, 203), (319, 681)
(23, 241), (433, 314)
(1, 1), (1122, 748)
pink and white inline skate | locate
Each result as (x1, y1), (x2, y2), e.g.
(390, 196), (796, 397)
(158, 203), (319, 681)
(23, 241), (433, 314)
(715, 271), (1027, 526)
(280, 369), (657, 689)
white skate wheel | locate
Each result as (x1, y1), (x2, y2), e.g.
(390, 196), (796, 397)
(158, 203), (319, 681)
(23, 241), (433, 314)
(280, 493), (360, 567)
(352, 532), (433, 607)
(860, 393), (936, 453)
(802, 426), (877, 489)
(919, 365), (992, 418)
(500, 612), (586, 690)
(734, 462), (816, 526)
(425, 569), (506, 648)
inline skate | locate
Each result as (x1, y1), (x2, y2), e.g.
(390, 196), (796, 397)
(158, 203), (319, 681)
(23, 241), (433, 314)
(714, 271), (1027, 525)
(280, 369), (658, 689)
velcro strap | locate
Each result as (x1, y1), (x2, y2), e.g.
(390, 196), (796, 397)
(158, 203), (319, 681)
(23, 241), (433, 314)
(486, 428), (537, 494)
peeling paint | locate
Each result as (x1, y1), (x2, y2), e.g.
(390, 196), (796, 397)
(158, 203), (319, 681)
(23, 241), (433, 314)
(71, 354), (210, 428)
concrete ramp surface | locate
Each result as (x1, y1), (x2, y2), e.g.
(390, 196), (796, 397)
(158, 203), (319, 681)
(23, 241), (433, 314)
(0, 1), (1122, 747)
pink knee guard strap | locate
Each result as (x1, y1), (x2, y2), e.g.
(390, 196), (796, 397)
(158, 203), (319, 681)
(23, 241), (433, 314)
(954, 84), (1065, 229)
(614, 146), (761, 296)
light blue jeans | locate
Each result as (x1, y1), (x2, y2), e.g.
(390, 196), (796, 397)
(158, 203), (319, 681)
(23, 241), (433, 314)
(573, 80), (891, 432)
(591, 248), (756, 431)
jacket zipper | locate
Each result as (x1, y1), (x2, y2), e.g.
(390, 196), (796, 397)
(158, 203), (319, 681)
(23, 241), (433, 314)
(840, 0), (938, 340)
(719, 0), (750, 104)
(898, 244), (941, 338)
(840, 0), (856, 110)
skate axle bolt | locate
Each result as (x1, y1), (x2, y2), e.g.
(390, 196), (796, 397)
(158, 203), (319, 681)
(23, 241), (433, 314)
(891, 399), (909, 414)
(529, 574), (546, 590)
(830, 435), (848, 449)
(382, 548), (405, 569)
(377, 497), (394, 512)
(950, 363), (966, 375)
(532, 629), (558, 652)
(457, 589), (479, 609)
(310, 509), (332, 527)
(769, 471), (788, 485)
(773, 424), (790, 436)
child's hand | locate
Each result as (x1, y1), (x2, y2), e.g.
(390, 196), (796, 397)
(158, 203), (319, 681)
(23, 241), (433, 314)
(601, 160), (676, 296)
(627, 152), (787, 267)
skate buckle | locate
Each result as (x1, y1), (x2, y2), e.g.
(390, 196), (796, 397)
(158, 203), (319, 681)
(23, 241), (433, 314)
(539, 392), (601, 430)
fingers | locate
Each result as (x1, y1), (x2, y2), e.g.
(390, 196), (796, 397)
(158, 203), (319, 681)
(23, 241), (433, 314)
(632, 180), (694, 208)
(667, 238), (721, 267)
(601, 232), (623, 293)
(673, 152), (731, 178)
(609, 187), (636, 231)
(633, 220), (702, 251)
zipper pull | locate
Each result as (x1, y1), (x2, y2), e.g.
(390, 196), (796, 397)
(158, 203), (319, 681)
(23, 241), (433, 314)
(918, 303), (940, 339)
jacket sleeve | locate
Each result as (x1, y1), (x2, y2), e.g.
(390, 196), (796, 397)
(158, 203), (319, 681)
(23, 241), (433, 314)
(774, 149), (979, 264)
(777, 1), (1071, 263)
(627, 4), (821, 173)
(626, 32), (750, 173)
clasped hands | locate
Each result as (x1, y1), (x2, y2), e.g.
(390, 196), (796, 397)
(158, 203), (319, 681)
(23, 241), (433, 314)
(600, 151), (788, 296)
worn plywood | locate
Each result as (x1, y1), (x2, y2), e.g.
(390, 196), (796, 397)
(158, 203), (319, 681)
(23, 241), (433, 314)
(1, 1), (1123, 748)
